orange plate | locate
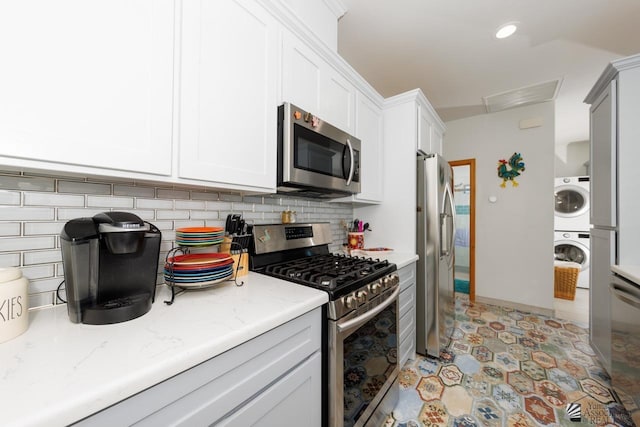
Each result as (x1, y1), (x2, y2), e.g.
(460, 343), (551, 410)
(167, 253), (232, 266)
(175, 226), (224, 234)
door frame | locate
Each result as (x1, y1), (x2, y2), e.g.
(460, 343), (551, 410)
(449, 158), (476, 302)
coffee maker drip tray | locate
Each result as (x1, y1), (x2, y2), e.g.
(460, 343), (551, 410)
(81, 293), (153, 325)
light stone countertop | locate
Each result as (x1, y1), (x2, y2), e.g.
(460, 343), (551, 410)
(345, 250), (419, 270)
(0, 273), (328, 427)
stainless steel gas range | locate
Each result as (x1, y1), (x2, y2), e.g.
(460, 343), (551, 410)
(250, 223), (400, 427)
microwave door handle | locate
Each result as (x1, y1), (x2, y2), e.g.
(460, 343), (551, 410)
(345, 138), (355, 186)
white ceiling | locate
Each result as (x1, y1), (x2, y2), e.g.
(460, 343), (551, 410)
(337, 0), (640, 146)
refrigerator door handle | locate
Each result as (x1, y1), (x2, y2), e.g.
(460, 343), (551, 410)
(440, 182), (456, 262)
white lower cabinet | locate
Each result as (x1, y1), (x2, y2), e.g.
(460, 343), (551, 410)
(74, 308), (321, 426)
(398, 263), (417, 367)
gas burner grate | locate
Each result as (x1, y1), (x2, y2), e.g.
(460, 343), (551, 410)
(263, 253), (393, 291)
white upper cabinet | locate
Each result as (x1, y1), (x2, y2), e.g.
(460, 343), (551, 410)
(417, 99), (445, 155)
(352, 93), (384, 203)
(177, 0), (278, 191)
(0, 0), (174, 176)
(281, 31), (355, 135)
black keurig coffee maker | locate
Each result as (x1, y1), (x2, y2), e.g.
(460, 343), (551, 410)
(60, 212), (161, 325)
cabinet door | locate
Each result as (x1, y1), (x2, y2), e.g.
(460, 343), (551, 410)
(319, 68), (356, 135)
(0, 0), (174, 175)
(589, 80), (617, 228)
(417, 103), (434, 154)
(217, 352), (321, 427)
(281, 32), (322, 114)
(431, 125), (444, 156)
(281, 32), (355, 134)
(178, 0), (277, 191)
(353, 93), (383, 202)
(589, 228), (614, 372)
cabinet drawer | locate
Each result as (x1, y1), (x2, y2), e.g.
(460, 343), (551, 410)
(399, 304), (415, 344)
(398, 263), (416, 292)
(217, 352), (321, 426)
(77, 308), (321, 426)
(399, 334), (415, 368)
(399, 284), (415, 319)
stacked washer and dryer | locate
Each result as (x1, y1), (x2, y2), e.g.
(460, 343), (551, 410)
(554, 176), (590, 289)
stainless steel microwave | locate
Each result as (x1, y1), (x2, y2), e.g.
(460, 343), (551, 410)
(277, 102), (361, 198)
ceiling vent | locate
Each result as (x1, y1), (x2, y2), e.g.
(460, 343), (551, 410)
(482, 78), (562, 113)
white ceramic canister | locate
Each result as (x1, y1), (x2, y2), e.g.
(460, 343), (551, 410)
(0, 267), (29, 343)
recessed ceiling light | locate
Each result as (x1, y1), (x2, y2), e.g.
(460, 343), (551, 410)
(495, 23), (518, 39)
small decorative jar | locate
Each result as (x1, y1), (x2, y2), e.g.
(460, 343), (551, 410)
(281, 210), (297, 224)
(0, 267), (29, 343)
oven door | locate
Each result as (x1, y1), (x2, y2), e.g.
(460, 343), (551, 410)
(329, 287), (400, 427)
(279, 102), (361, 195)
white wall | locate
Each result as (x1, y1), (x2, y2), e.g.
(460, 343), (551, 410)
(555, 140), (589, 177)
(444, 102), (555, 310)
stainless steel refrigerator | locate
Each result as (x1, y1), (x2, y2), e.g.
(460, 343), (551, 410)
(416, 152), (455, 358)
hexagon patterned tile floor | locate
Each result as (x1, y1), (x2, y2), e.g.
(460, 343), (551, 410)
(384, 295), (638, 426)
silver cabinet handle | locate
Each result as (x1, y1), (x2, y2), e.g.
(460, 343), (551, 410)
(337, 286), (400, 334)
(345, 138), (355, 186)
(610, 283), (640, 309)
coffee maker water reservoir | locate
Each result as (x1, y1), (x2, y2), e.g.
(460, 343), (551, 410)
(61, 212), (161, 324)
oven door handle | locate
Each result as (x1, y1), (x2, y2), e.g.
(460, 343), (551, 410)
(337, 286), (400, 334)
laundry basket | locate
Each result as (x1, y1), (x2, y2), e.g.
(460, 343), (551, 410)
(554, 261), (580, 300)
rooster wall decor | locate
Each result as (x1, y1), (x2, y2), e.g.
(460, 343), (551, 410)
(497, 152), (525, 188)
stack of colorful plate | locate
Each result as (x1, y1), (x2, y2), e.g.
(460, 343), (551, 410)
(164, 253), (234, 288)
(175, 226), (225, 247)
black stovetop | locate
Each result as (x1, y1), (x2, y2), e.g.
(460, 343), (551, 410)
(257, 253), (397, 299)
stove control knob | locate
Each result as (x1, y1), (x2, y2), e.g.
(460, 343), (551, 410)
(392, 274), (400, 285)
(356, 290), (367, 304)
(371, 282), (382, 294)
(382, 276), (391, 288)
(344, 295), (357, 310)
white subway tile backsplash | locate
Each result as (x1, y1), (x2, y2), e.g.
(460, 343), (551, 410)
(0, 173), (353, 310)
(0, 175), (55, 192)
(21, 264), (55, 280)
(0, 253), (20, 267)
(206, 201), (232, 211)
(129, 210), (155, 221)
(0, 190), (21, 205)
(190, 191), (219, 201)
(0, 236), (56, 251)
(156, 210), (190, 220)
(24, 222), (65, 236)
(57, 208), (104, 221)
(0, 206), (55, 221)
(58, 180), (111, 195)
(0, 222), (20, 236)
(28, 292), (55, 310)
(149, 220), (174, 231)
(189, 211), (219, 220)
(24, 192), (85, 207)
(174, 200), (206, 210)
(29, 277), (64, 294)
(156, 188), (190, 200)
(23, 250), (62, 265)
(219, 193), (243, 202)
(113, 185), (156, 198)
(232, 203), (254, 211)
(136, 198), (174, 209)
(87, 195), (134, 209)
